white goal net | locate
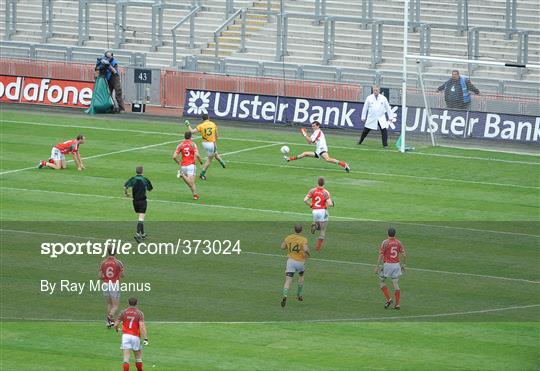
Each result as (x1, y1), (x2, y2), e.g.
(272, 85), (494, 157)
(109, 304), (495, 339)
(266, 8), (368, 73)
(400, 57), (539, 152)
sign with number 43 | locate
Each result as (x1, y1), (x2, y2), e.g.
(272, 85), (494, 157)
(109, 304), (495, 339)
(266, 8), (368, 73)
(134, 69), (152, 84)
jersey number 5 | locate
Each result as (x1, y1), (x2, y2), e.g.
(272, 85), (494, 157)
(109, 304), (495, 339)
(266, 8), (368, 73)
(389, 246), (399, 258)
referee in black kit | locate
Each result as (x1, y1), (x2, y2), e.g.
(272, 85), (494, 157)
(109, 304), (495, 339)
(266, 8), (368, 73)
(124, 166), (153, 243)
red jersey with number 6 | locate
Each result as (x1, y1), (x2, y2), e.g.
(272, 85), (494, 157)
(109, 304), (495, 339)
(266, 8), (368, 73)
(99, 256), (124, 283)
(306, 187), (331, 210)
(380, 237), (404, 263)
(118, 307), (144, 337)
(175, 140), (197, 166)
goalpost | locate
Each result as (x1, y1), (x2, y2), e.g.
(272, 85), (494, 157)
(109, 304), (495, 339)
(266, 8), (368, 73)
(400, 0), (540, 153)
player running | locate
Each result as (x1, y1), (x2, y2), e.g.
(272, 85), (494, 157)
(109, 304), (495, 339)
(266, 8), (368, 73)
(114, 297), (148, 371)
(304, 177), (334, 252)
(284, 121), (350, 172)
(185, 114), (226, 180)
(173, 131), (203, 200)
(99, 248), (125, 328)
(374, 227), (406, 310)
(38, 134), (86, 170)
(124, 166), (153, 243)
(280, 224), (310, 307)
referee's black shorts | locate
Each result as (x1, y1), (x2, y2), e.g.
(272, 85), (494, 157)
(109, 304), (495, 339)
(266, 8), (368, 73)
(133, 200), (147, 213)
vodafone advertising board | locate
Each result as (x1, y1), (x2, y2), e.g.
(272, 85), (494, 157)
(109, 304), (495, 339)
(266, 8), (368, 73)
(0, 75), (94, 107)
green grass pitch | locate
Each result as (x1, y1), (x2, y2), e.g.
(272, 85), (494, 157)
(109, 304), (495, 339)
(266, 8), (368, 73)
(0, 107), (539, 370)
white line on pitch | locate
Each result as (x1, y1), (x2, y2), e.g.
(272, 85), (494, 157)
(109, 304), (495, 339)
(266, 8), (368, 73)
(1, 121), (536, 189)
(1, 229), (538, 285)
(1, 187), (538, 238)
(0, 140), (275, 176)
(220, 143), (282, 156)
(1, 304), (539, 324)
(242, 251), (539, 284)
(0, 139), (179, 176)
(2, 119), (538, 164)
(227, 160), (540, 190)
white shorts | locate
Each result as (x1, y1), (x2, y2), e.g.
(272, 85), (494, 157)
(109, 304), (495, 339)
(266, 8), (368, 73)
(312, 209), (328, 222)
(315, 146), (328, 159)
(380, 263), (402, 279)
(180, 164), (196, 176)
(102, 282), (120, 300)
(202, 141), (216, 156)
(285, 258), (305, 274)
(121, 334), (142, 351)
(50, 147), (65, 162)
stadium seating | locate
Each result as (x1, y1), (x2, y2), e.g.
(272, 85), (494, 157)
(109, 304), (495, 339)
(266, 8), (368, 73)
(1, 0), (538, 97)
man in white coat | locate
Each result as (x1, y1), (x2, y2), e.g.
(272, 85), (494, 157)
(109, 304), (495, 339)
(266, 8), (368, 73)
(358, 85), (394, 148)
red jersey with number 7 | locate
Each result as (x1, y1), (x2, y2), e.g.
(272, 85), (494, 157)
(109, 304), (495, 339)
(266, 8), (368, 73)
(306, 187), (331, 210)
(99, 256), (124, 283)
(174, 140), (197, 166)
(118, 307), (144, 337)
(380, 237), (404, 263)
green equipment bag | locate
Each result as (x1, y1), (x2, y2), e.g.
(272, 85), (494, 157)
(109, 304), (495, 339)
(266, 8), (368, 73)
(85, 76), (114, 114)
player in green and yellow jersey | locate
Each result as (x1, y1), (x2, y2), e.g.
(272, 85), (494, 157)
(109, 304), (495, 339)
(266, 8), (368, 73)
(184, 114), (226, 180)
(280, 224), (310, 307)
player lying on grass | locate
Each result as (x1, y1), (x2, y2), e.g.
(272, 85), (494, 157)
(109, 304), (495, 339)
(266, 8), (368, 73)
(374, 227), (406, 310)
(38, 134), (86, 170)
(99, 248), (125, 328)
(173, 131), (203, 200)
(304, 177), (334, 252)
(114, 297), (148, 371)
(280, 224), (310, 307)
(284, 121), (350, 173)
(184, 114), (226, 180)
(124, 166), (153, 243)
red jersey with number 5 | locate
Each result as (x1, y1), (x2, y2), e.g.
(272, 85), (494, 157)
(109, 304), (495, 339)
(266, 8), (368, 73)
(175, 140), (197, 166)
(99, 256), (124, 283)
(380, 237), (404, 263)
(306, 187), (331, 210)
(118, 307), (144, 337)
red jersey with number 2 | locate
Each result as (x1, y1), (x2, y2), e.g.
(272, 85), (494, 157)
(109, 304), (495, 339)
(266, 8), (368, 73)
(380, 237), (404, 263)
(175, 140), (197, 166)
(118, 307), (144, 337)
(306, 187), (330, 210)
(99, 257), (124, 283)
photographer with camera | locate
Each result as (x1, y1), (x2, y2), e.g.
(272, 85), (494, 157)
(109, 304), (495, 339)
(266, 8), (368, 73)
(95, 51), (125, 113)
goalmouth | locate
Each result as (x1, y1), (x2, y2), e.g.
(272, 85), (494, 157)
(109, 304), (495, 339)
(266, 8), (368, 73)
(400, 1), (540, 153)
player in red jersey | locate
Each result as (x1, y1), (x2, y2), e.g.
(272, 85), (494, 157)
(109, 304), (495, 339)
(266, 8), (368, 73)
(304, 177), (334, 252)
(173, 131), (203, 200)
(99, 248), (125, 328)
(114, 297), (148, 371)
(374, 227), (406, 310)
(38, 134), (86, 170)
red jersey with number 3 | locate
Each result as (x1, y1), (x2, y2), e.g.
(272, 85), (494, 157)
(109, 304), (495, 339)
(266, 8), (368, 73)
(175, 140), (197, 166)
(118, 307), (144, 337)
(55, 139), (79, 154)
(306, 187), (330, 210)
(99, 257), (124, 283)
(380, 237), (404, 263)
